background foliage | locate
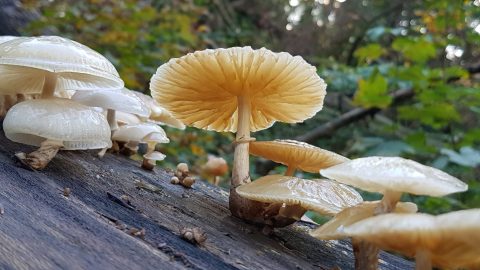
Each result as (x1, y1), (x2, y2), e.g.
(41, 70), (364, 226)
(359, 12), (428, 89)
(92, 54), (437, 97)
(21, 0), (480, 216)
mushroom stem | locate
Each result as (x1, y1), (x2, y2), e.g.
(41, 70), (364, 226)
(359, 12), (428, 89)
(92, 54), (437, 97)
(230, 95), (267, 220)
(415, 249), (432, 270)
(232, 95), (251, 187)
(285, 166), (296, 176)
(106, 109), (119, 132)
(352, 238), (379, 270)
(15, 139), (63, 170)
(40, 73), (58, 98)
(141, 142), (157, 170)
(375, 190), (402, 215)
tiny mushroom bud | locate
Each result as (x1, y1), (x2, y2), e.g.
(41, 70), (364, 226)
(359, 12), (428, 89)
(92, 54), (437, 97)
(343, 209), (480, 270)
(181, 176), (195, 188)
(3, 99), (111, 169)
(236, 175), (362, 227)
(150, 47), (327, 222)
(249, 139), (349, 176)
(180, 227), (207, 245)
(170, 176), (180, 184)
(177, 163), (189, 175)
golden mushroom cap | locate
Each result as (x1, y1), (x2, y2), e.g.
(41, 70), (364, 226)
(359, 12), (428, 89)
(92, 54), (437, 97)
(310, 201), (417, 240)
(0, 36), (123, 94)
(250, 139), (349, 173)
(321, 156), (468, 196)
(235, 174), (362, 216)
(150, 47), (326, 132)
(3, 98), (112, 150)
(343, 209), (480, 269)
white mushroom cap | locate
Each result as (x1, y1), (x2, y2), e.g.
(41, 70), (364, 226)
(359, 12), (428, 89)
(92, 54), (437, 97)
(112, 123), (168, 143)
(71, 88), (149, 117)
(3, 98), (112, 150)
(236, 175), (363, 216)
(320, 156), (467, 196)
(343, 209), (480, 269)
(143, 151), (166, 161)
(132, 91), (185, 129)
(116, 111), (142, 126)
(310, 201), (418, 240)
(0, 36), (17, 44)
(0, 36), (123, 94)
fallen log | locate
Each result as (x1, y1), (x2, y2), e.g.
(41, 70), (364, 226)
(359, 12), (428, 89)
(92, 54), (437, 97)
(0, 126), (413, 269)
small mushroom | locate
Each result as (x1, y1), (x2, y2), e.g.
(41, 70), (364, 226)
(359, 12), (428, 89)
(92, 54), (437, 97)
(249, 139), (349, 176)
(310, 201), (418, 270)
(71, 88), (149, 132)
(3, 98), (111, 169)
(112, 123), (169, 169)
(236, 175), (362, 227)
(343, 209), (480, 270)
(202, 155), (228, 185)
(172, 163), (195, 188)
(320, 156), (468, 269)
(0, 36), (123, 98)
(150, 47), (327, 222)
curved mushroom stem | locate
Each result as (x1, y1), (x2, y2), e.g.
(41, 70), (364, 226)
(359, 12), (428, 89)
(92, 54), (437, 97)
(285, 166), (296, 176)
(40, 73), (58, 98)
(106, 109), (119, 132)
(415, 249), (432, 270)
(230, 95), (267, 220)
(354, 190), (403, 269)
(121, 140), (139, 156)
(352, 238), (379, 270)
(15, 139), (63, 170)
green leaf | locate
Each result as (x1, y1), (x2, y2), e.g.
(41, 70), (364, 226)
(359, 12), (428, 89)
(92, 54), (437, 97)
(353, 71), (392, 108)
(398, 102), (461, 128)
(354, 43), (384, 63)
(392, 37), (436, 63)
(440, 147), (480, 167)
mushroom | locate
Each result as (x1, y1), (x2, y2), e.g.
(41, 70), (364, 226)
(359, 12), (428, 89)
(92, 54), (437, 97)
(132, 91), (185, 129)
(236, 175), (363, 227)
(112, 123), (169, 170)
(249, 139), (349, 176)
(115, 111), (142, 126)
(71, 88), (149, 132)
(0, 36), (123, 98)
(310, 201), (418, 270)
(3, 98), (111, 169)
(150, 47), (326, 221)
(343, 209), (480, 270)
(320, 156), (468, 269)
(202, 155), (228, 185)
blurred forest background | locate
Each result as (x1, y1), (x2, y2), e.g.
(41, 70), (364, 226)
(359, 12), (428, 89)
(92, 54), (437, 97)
(4, 0), (480, 217)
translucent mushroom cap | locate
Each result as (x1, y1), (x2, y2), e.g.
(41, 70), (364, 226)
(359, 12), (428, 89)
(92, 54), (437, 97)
(320, 156), (468, 196)
(115, 111), (142, 126)
(0, 36), (17, 44)
(343, 209), (480, 269)
(150, 46), (327, 132)
(250, 139), (349, 173)
(143, 151), (166, 161)
(3, 98), (112, 150)
(310, 201), (418, 240)
(71, 88), (149, 117)
(236, 175), (363, 216)
(112, 123), (169, 143)
(0, 36), (123, 94)
(132, 91), (185, 129)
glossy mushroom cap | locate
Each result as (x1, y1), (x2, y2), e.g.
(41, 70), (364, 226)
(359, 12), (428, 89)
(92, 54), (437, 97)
(150, 47), (327, 132)
(0, 36), (123, 94)
(236, 175), (363, 215)
(250, 139), (349, 173)
(132, 91), (185, 129)
(112, 123), (169, 143)
(143, 151), (166, 161)
(343, 209), (480, 269)
(310, 201), (418, 240)
(71, 88), (149, 117)
(321, 156), (467, 196)
(3, 98), (112, 149)
(115, 111), (142, 126)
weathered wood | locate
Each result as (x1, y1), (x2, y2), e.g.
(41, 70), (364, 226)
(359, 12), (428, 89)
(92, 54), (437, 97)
(0, 126), (413, 270)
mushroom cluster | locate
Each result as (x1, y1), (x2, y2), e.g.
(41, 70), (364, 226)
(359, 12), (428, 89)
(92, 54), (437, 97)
(0, 35), (180, 170)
